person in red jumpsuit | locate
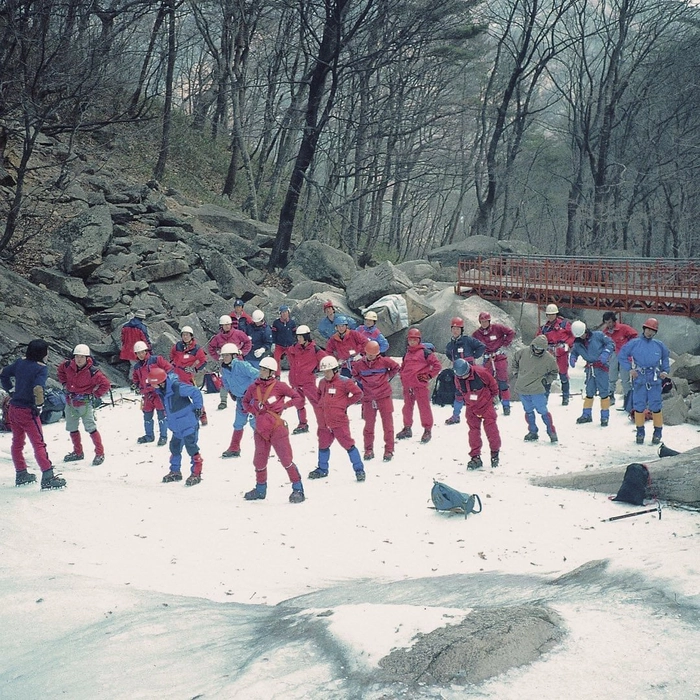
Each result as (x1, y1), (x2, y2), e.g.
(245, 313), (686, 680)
(132, 341), (173, 445)
(308, 356), (365, 482)
(325, 315), (366, 377)
(286, 324), (326, 435)
(453, 358), (501, 469)
(208, 314), (252, 410)
(170, 326), (208, 425)
(539, 303), (576, 405)
(396, 328), (441, 444)
(352, 340), (400, 462)
(472, 312), (515, 415)
(241, 357), (306, 503)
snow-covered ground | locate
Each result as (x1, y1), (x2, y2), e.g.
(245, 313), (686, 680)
(1, 366), (699, 699)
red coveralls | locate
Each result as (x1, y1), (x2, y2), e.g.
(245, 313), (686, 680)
(399, 344), (441, 430)
(454, 365), (501, 459)
(132, 354), (173, 415)
(352, 355), (400, 457)
(287, 340), (326, 427)
(471, 322), (515, 402)
(207, 328), (252, 361)
(316, 373), (363, 450)
(325, 329), (366, 375)
(170, 338), (207, 384)
(539, 316), (575, 376)
(242, 378), (304, 487)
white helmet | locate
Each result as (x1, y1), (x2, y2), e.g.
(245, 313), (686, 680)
(296, 325), (311, 335)
(219, 315), (233, 325)
(545, 304), (559, 315)
(251, 310), (265, 323)
(73, 344), (90, 356)
(319, 356), (339, 371)
(221, 343), (240, 355)
(364, 310), (378, 321)
(180, 326), (194, 335)
(571, 320), (587, 337)
(133, 341), (149, 353)
(259, 357), (278, 372)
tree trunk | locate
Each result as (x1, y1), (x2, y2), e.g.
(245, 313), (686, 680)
(153, 0), (176, 181)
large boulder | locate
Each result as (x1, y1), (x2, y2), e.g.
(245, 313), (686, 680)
(345, 261), (412, 310)
(198, 253), (262, 300)
(287, 280), (343, 300)
(662, 394), (689, 426)
(29, 268), (88, 301)
(687, 394), (700, 425)
(403, 289), (436, 325)
(132, 258), (191, 283)
(671, 354), (700, 385)
(57, 204), (114, 277)
(427, 236), (539, 267)
(283, 240), (357, 288)
(396, 259), (437, 283)
(184, 203), (278, 241)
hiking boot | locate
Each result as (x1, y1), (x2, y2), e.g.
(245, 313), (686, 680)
(576, 415), (592, 424)
(162, 471), (182, 483)
(524, 432), (539, 441)
(15, 470), (37, 487)
(221, 449), (241, 458)
(383, 452), (393, 462)
(41, 469), (66, 490)
(63, 452), (84, 462)
(157, 436), (168, 446)
(651, 428), (662, 445)
(92, 455), (105, 466)
(185, 474), (201, 486)
(396, 427), (412, 440)
(490, 452), (500, 468)
(420, 429), (432, 444)
(600, 419), (609, 427)
(444, 415), (460, 425)
(292, 423), (309, 435)
(217, 401), (227, 410)
(466, 456), (483, 470)
(364, 451), (374, 461)
(244, 487), (266, 500)
(355, 470), (366, 482)
(137, 435), (154, 444)
(502, 405), (511, 416)
(549, 433), (558, 443)
(289, 490), (305, 504)
(308, 468), (328, 479)
(562, 396), (569, 406)
(636, 435), (645, 445)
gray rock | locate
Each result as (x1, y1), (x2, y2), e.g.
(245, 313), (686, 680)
(59, 204), (113, 277)
(687, 394), (700, 425)
(428, 236), (540, 267)
(396, 259), (437, 283)
(345, 261), (412, 310)
(403, 288), (436, 325)
(662, 395), (689, 426)
(132, 259), (191, 283)
(287, 280), (344, 299)
(200, 253), (262, 299)
(671, 354), (700, 384)
(150, 279), (223, 317)
(29, 268), (89, 301)
(284, 240), (357, 289)
(192, 231), (260, 261)
(185, 203), (278, 240)
(84, 284), (125, 309)
(154, 226), (187, 242)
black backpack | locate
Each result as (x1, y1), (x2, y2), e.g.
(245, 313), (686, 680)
(431, 480), (482, 518)
(612, 463), (650, 506)
(431, 367), (456, 406)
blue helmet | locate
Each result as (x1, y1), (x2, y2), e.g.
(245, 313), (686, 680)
(279, 305), (290, 313)
(334, 315), (348, 327)
(453, 359), (470, 377)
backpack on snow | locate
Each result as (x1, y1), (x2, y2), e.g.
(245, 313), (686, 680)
(430, 480), (482, 519)
(203, 372), (222, 393)
(432, 367), (456, 406)
(0, 390), (10, 432)
(612, 463), (650, 506)
(40, 388), (67, 424)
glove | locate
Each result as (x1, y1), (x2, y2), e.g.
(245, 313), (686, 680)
(562, 343), (569, 352)
(542, 378), (551, 392)
(417, 373), (430, 383)
(569, 355), (577, 368)
(193, 408), (202, 419)
(492, 396), (500, 407)
(254, 348), (265, 358)
(32, 405), (43, 417)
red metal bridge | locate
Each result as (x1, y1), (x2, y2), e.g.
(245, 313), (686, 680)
(455, 256), (700, 318)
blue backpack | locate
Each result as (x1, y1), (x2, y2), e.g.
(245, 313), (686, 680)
(41, 388), (67, 424)
(431, 480), (482, 518)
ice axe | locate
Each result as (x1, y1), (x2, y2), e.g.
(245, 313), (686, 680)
(602, 501), (662, 522)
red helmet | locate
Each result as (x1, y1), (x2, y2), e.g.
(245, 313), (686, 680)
(407, 328), (422, 340)
(365, 340), (380, 356)
(450, 317), (464, 328)
(323, 300), (335, 310)
(478, 312), (491, 322)
(642, 317), (659, 331)
(146, 367), (167, 386)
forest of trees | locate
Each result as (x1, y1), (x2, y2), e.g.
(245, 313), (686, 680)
(1, 0), (699, 266)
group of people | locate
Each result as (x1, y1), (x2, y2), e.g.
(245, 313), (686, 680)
(1, 298), (671, 501)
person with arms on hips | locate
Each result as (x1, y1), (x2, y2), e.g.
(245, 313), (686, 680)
(617, 317), (670, 445)
(119, 310), (150, 364)
(170, 326), (208, 426)
(444, 317), (485, 425)
(245, 309), (273, 369)
(569, 321), (615, 427)
(241, 357), (306, 503)
(219, 343), (259, 458)
(396, 327), (441, 444)
(271, 305), (297, 376)
(355, 311), (389, 354)
(1, 339), (66, 489)
(512, 335), (559, 443)
(601, 311), (638, 406)
(132, 341), (173, 445)
(146, 368), (204, 486)
(309, 356), (366, 482)
(325, 315), (366, 377)
(230, 298), (252, 332)
(352, 340), (400, 462)
(208, 314), (252, 410)
(57, 344), (111, 465)
(539, 304), (575, 405)
(286, 325), (326, 435)
(317, 300), (357, 340)
(472, 312), (515, 416)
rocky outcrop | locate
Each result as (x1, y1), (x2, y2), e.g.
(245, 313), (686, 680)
(345, 261), (412, 310)
(283, 240), (357, 288)
(427, 236), (540, 267)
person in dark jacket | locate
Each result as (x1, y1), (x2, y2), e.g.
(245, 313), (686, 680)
(444, 317), (485, 425)
(272, 305), (297, 376)
(1, 339), (66, 489)
(245, 309), (273, 368)
(147, 367), (204, 486)
(230, 299), (252, 332)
